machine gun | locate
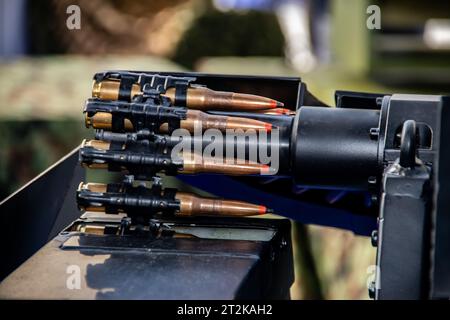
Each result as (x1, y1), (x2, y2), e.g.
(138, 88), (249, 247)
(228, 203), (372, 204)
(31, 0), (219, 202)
(86, 72), (450, 300)
(1, 72), (449, 300)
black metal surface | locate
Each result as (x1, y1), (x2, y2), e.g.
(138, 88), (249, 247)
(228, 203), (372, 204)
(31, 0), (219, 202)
(0, 216), (293, 300)
(335, 90), (386, 110)
(375, 161), (431, 300)
(291, 106), (380, 190)
(373, 94), (448, 300)
(430, 96), (450, 299)
(380, 94), (442, 164)
(0, 147), (84, 281)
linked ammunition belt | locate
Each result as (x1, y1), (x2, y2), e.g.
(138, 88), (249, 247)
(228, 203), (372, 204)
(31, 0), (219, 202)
(77, 70), (283, 224)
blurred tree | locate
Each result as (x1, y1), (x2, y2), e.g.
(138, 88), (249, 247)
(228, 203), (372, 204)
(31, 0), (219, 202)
(25, 0), (285, 69)
(27, 0), (200, 57)
(0, 121), (86, 200)
(173, 7), (285, 69)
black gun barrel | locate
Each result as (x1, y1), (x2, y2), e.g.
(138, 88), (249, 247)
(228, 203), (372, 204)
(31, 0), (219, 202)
(291, 106), (381, 190)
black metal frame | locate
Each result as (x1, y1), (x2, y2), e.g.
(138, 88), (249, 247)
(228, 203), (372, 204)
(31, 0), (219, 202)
(0, 148), (84, 281)
(373, 95), (449, 299)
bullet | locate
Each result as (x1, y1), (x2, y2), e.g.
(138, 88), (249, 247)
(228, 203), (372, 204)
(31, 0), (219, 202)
(85, 109), (272, 133)
(181, 153), (270, 175)
(183, 153), (271, 175)
(162, 86), (284, 111)
(176, 192), (270, 217)
(76, 182), (109, 212)
(92, 79), (284, 111)
(77, 182), (271, 217)
(79, 182), (108, 193)
(80, 139), (271, 175)
(79, 140), (113, 170)
(80, 139), (113, 153)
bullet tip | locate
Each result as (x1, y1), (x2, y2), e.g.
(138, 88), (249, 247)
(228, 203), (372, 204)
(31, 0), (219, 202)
(259, 206), (274, 214)
(269, 100), (276, 109)
(259, 206), (267, 215)
(260, 165), (271, 175)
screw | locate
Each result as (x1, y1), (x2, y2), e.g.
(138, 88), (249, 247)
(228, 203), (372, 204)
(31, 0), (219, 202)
(369, 128), (380, 140)
(371, 230), (378, 247)
(371, 194), (378, 205)
(368, 281), (376, 299)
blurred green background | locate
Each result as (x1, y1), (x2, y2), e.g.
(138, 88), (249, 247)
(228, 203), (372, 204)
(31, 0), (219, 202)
(1, 0), (449, 299)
